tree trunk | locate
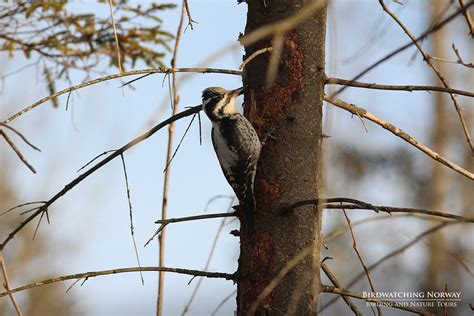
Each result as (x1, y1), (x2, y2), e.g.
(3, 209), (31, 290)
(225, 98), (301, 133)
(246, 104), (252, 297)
(426, 0), (448, 294)
(238, 1), (327, 315)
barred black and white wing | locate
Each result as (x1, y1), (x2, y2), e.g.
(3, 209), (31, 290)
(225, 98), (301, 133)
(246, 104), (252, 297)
(211, 113), (261, 228)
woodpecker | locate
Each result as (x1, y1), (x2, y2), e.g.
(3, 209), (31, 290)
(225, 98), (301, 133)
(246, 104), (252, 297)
(202, 86), (261, 230)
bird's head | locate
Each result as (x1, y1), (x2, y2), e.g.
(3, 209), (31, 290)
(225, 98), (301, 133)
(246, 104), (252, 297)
(202, 86), (245, 120)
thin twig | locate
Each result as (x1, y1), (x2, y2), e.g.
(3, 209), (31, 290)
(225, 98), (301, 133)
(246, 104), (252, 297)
(0, 201), (46, 217)
(286, 197), (474, 222)
(65, 278), (82, 294)
(331, 2), (474, 97)
(240, 47), (273, 70)
(119, 73), (152, 88)
(158, 3), (187, 314)
(155, 212), (237, 225)
(77, 150), (117, 172)
(163, 113), (197, 173)
(203, 195), (235, 213)
(320, 222), (457, 312)
(0, 123), (41, 151)
(145, 200), (474, 239)
(197, 112), (202, 145)
(324, 96), (474, 180)
(325, 214), (411, 242)
(283, 197), (383, 214)
(379, 0), (474, 153)
(120, 154), (144, 285)
(325, 77), (474, 97)
(452, 43), (469, 65)
(342, 210), (380, 316)
(183, 0), (197, 31)
(0, 253), (23, 316)
(0, 105), (202, 251)
(0, 130), (36, 173)
(321, 285), (433, 315)
(429, 56), (474, 68)
(19, 206), (43, 216)
(65, 90), (72, 111)
(107, 0), (123, 74)
(144, 223), (168, 248)
(146, 211), (238, 247)
(2, 68), (240, 124)
(181, 198), (235, 315)
(211, 290), (237, 316)
(459, 0), (474, 37)
(321, 262), (361, 316)
(324, 204), (474, 222)
(0, 266), (234, 298)
(32, 207), (48, 240)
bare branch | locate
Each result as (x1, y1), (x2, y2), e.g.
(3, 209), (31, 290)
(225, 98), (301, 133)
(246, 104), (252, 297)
(182, 198), (236, 315)
(325, 214), (412, 242)
(145, 212), (238, 246)
(0, 253), (23, 316)
(324, 96), (474, 180)
(379, 0), (474, 153)
(0, 266), (234, 298)
(119, 154), (144, 285)
(430, 56), (474, 68)
(184, 0), (197, 31)
(331, 2), (474, 97)
(459, 0), (474, 37)
(0, 130), (36, 173)
(163, 114), (197, 173)
(0, 122), (41, 151)
(321, 262), (362, 316)
(0, 201), (46, 217)
(154, 212), (237, 225)
(286, 197), (474, 222)
(320, 222), (459, 312)
(107, 0), (123, 74)
(342, 210), (380, 316)
(325, 77), (474, 97)
(324, 204), (474, 223)
(146, 199), (474, 242)
(158, 2), (188, 313)
(77, 150), (117, 172)
(240, 47), (273, 70)
(2, 68), (240, 124)
(0, 105), (202, 251)
(144, 223), (169, 248)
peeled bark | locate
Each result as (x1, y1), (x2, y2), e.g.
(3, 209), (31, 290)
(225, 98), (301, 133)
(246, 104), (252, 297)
(238, 1), (327, 314)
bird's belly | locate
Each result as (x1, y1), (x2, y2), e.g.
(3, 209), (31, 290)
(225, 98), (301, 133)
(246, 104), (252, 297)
(212, 123), (239, 172)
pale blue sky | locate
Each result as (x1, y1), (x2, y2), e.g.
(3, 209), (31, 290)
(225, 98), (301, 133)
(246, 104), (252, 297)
(1, 1), (472, 315)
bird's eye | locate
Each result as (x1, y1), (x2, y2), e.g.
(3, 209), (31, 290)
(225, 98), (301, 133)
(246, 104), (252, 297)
(202, 90), (222, 102)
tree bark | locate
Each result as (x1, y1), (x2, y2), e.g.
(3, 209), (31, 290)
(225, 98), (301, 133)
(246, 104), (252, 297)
(426, 0), (448, 294)
(238, 1), (327, 315)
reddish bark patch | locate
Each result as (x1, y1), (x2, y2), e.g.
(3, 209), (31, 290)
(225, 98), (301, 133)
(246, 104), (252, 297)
(239, 28), (308, 316)
(255, 176), (282, 214)
(248, 31), (304, 134)
(238, 231), (273, 313)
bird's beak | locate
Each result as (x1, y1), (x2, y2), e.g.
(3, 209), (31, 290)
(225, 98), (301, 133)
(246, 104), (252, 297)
(230, 86), (246, 97)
